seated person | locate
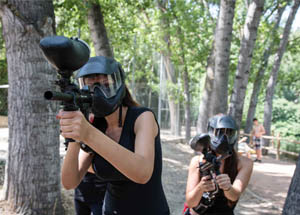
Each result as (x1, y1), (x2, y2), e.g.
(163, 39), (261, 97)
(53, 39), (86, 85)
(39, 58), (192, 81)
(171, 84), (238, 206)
(238, 136), (251, 159)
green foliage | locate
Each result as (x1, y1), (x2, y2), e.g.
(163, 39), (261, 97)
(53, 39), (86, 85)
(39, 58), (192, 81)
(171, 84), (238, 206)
(271, 98), (300, 153)
(271, 98), (300, 139)
(45, 0), (300, 134)
(0, 23), (8, 116)
(277, 36), (300, 103)
(0, 59), (7, 85)
(54, 0), (92, 46)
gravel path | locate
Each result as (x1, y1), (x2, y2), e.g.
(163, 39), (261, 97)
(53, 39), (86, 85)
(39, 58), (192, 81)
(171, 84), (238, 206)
(161, 138), (193, 215)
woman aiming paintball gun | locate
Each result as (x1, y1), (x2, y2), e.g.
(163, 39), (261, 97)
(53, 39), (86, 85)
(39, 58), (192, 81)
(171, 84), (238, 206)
(184, 115), (253, 215)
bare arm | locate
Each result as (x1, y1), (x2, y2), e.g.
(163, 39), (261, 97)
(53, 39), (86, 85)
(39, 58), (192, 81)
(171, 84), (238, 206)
(222, 156), (253, 201)
(59, 110), (157, 184)
(61, 143), (93, 189)
(185, 156), (215, 208)
(238, 137), (247, 144)
(250, 129), (254, 145)
(260, 125), (266, 136)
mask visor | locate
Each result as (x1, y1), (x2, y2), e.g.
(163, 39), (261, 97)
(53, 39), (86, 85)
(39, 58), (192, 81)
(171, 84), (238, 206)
(79, 70), (123, 98)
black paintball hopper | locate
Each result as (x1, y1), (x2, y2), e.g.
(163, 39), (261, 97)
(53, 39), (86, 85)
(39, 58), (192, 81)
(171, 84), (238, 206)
(189, 133), (211, 152)
(39, 36), (90, 76)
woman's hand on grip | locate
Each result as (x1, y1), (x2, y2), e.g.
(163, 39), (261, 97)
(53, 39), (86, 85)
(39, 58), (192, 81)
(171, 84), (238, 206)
(216, 174), (232, 191)
(199, 175), (215, 192)
(57, 110), (90, 142)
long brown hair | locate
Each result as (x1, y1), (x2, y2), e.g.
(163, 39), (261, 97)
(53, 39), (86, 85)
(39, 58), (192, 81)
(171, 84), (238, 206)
(122, 86), (140, 107)
(223, 148), (238, 207)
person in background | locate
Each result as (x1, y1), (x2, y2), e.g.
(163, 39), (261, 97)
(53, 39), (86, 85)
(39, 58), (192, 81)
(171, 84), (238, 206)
(238, 136), (251, 159)
(251, 118), (266, 163)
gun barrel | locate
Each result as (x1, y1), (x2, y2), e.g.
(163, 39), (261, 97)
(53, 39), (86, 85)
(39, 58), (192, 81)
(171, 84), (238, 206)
(44, 91), (92, 103)
(44, 91), (73, 102)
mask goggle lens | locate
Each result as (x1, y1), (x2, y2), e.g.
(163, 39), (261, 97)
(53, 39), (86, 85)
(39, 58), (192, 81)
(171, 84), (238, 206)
(213, 128), (236, 144)
(79, 71), (123, 98)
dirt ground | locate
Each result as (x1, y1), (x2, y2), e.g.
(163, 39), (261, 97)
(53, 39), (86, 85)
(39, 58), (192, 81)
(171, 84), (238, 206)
(0, 127), (297, 214)
(0, 116), (8, 128)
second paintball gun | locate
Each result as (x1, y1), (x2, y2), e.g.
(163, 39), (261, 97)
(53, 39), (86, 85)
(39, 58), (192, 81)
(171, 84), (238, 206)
(189, 133), (232, 214)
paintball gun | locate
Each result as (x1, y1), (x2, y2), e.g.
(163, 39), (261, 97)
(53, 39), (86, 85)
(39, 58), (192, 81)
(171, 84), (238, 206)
(189, 134), (232, 214)
(40, 35), (93, 152)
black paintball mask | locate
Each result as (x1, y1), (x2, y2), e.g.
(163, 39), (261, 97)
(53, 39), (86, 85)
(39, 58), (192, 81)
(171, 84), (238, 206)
(208, 115), (237, 155)
(76, 56), (126, 118)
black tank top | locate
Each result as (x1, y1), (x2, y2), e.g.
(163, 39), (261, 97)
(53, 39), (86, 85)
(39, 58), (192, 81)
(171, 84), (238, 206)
(74, 172), (106, 203)
(92, 106), (170, 215)
(199, 190), (236, 215)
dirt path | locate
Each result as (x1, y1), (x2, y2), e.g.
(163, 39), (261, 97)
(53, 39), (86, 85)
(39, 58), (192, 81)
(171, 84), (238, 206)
(236, 155), (296, 215)
(161, 138), (193, 215)
(0, 128), (297, 214)
(0, 116), (7, 128)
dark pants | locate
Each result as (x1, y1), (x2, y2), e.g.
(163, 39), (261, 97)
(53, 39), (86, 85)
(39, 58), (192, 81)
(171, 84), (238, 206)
(74, 198), (103, 215)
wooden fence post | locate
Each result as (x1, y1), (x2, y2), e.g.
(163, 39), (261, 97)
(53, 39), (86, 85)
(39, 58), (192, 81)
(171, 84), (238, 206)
(276, 132), (281, 160)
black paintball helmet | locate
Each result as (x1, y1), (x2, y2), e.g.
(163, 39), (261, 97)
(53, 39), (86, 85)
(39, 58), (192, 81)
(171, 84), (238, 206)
(76, 56), (126, 118)
(209, 115), (237, 155)
(207, 115), (221, 136)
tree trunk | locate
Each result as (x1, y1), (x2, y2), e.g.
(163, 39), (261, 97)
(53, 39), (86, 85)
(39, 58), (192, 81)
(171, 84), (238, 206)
(0, 0), (63, 214)
(158, 0), (180, 136)
(211, 0), (236, 115)
(197, 4), (220, 133)
(283, 154), (300, 215)
(197, 43), (215, 133)
(182, 64), (191, 141)
(87, 1), (113, 57)
(229, 0), (264, 129)
(244, 4), (285, 134)
(177, 26), (191, 141)
(163, 55), (180, 135)
(263, 0), (300, 146)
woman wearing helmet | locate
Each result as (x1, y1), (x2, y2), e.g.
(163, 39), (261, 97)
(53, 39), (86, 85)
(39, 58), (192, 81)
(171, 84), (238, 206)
(184, 114), (253, 215)
(58, 56), (170, 215)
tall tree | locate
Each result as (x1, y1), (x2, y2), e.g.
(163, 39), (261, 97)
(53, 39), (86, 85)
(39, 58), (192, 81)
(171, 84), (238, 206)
(157, 0), (180, 135)
(283, 154), (300, 214)
(229, 0), (264, 129)
(244, 3), (286, 134)
(178, 26), (191, 141)
(197, 45), (215, 133)
(0, 0), (63, 214)
(210, 0), (236, 115)
(263, 0), (300, 145)
(196, 1), (220, 133)
(170, 0), (204, 140)
(87, 0), (113, 57)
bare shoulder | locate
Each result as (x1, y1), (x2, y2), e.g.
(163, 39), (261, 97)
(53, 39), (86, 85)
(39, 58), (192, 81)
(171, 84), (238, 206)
(237, 155), (253, 171)
(135, 111), (156, 126)
(134, 111), (158, 134)
(190, 155), (203, 169)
